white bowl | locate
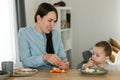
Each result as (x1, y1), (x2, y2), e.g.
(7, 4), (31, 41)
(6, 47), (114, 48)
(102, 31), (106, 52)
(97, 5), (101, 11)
(0, 71), (10, 80)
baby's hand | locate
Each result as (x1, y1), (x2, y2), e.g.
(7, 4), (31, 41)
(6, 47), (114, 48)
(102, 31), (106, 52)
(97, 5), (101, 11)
(85, 58), (95, 68)
(89, 58), (95, 62)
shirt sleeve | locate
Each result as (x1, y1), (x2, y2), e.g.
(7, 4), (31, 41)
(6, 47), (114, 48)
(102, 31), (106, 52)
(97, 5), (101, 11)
(53, 30), (67, 61)
(58, 39), (67, 61)
(18, 28), (45, 68)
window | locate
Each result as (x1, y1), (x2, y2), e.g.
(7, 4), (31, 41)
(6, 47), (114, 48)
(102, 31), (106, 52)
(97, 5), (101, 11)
(0, 0), (17, 68)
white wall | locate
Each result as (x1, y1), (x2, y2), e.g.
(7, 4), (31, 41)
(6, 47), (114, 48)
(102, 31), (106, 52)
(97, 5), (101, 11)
(67, 0), (120, 68)
(24, 0), (120, 68)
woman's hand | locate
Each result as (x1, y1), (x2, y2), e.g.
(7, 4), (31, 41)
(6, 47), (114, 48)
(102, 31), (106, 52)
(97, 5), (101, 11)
(59, 61), (69, 70)
(85, 58), (95, 68)
(43, 54), (62, 66)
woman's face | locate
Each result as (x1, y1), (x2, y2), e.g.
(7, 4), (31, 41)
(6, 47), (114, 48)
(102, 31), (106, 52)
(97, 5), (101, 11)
(92, 46), (108, 64)
(37, 11), (57, 33)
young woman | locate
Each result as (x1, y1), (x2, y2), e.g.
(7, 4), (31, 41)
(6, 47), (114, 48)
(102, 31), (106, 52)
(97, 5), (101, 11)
(18, 2), (69, 69)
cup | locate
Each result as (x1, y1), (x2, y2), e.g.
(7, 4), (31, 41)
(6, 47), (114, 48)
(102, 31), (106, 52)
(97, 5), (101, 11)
(1, 61), (13, 74)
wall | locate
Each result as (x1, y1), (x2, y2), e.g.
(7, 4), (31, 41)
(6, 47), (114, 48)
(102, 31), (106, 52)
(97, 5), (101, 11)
(24, 0), (120, 68)
(67, 0), (120, 68)
(25, 0), (68, 26)
(0, 0), (17, 68)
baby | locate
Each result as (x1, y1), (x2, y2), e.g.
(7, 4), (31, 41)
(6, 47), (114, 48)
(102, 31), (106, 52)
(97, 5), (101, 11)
(82, 41), (112, 69)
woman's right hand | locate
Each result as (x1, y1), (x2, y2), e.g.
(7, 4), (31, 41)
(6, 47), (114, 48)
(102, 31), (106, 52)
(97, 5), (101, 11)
(43, 54), (62, 66)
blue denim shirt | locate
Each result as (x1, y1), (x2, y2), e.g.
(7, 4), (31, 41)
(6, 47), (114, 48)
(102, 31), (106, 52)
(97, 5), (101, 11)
(18, 27), (67, 69)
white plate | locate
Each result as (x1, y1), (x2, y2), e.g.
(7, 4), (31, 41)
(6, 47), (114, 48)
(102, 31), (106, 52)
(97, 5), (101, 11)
(11, 68), (38, 76)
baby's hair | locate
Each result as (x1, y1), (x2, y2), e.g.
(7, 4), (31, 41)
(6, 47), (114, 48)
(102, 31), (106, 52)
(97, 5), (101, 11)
(95, 41), (112, 57)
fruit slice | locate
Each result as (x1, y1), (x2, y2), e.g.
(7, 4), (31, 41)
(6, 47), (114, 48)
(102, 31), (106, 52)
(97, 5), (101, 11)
(50, 67), (67, 73)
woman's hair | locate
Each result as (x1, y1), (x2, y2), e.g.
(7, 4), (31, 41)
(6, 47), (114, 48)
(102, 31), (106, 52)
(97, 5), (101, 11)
(95, 41), (112, 57)
(34, 2), (58, 22)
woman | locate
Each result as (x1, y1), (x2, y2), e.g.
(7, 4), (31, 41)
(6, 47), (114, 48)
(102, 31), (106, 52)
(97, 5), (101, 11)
(18, 2), (69, 69)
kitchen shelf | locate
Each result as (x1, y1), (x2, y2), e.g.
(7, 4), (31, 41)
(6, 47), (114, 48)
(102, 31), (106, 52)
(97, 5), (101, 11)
(54, 7), (72, 68)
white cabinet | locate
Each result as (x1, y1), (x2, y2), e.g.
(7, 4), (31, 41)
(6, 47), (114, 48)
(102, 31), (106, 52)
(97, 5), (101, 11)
(55, 7), (72, 68)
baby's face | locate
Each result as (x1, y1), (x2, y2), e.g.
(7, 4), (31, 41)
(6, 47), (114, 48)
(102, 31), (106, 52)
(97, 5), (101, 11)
(92, 46), (108, 64)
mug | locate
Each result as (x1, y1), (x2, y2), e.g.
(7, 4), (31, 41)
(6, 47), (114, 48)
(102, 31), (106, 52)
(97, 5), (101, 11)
(1, 61), (13, 74)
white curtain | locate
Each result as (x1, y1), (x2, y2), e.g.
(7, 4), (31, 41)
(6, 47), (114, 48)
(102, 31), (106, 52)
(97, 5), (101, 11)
(0, 0), (17, 68)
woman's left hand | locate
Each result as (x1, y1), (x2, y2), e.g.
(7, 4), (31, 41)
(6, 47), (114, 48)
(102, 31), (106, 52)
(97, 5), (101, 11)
(59, 61), (69, 70)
